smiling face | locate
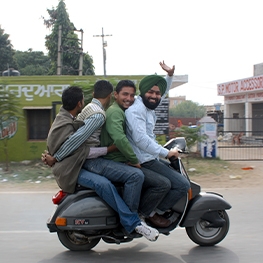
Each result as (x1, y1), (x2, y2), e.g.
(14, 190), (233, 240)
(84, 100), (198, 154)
(141, 85), (161, 109)
(114, 86), (136, 110)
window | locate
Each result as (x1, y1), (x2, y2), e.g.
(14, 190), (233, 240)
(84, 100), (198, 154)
(25, 108), (51, 140)
(233, 113), (239, 119)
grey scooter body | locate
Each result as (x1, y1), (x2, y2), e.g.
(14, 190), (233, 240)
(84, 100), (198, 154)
(47, 138), (232, 250)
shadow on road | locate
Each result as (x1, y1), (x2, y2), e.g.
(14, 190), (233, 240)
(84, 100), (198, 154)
(39, 242), (238, 263)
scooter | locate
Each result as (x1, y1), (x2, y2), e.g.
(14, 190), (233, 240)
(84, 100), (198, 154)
(47, 137), (232, 251)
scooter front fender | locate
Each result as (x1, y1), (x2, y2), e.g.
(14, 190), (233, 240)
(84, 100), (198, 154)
(180, 192), (231, 227)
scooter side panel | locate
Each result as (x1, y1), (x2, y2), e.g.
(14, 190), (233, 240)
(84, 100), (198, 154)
(60, 196), (116, 217)
(47, 190), (119, 231)
(180, 192), (231, 227)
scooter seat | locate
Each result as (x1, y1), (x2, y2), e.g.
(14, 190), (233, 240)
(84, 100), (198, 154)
(75, 182), (124, 192)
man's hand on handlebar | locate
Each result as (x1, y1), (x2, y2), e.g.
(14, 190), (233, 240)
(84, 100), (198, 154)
(166, 148), (180, 159)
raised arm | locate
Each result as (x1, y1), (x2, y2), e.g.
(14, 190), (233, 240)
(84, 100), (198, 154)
(159, 61), (175, 101)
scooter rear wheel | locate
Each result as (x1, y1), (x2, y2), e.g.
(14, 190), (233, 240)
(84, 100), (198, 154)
(57, 230), (101, 251)
(185, 210), (230, 246)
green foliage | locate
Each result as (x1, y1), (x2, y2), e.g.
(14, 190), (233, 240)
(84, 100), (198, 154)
(156, 135), (167, 146)
(0, 26), (17, 73)
(71, 81), (94, 105)
(170, 100), (206, 118)
(174, 125), (207, 152)
(0, 85), (22, 122)
(83, 53), (95, 75)
(0, 84), (23, 170)
(14, 50), (51, 75)
(43, 0), (95, 75)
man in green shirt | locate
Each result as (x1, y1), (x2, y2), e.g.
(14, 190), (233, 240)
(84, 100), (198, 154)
(100, 72), (174, 228)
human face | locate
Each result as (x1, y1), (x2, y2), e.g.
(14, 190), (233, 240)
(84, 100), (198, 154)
(114, 87), (135, 110)
(142, 86), (161, 109)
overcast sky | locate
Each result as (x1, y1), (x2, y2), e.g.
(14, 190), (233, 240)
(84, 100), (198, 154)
(1, 0), (263, 105)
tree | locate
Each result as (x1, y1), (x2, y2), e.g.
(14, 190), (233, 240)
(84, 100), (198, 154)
(170, 100), (206, 118)
(174, 125), (207, 152)
(0, 26), (17, 74)
(83, 53), (95, 75)
(0, 84), (23, 171)
(14, 50), (51, 75)
(42, 0), (95, 75)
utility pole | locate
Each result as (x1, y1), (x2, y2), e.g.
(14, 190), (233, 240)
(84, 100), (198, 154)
(75, 28), (84, 76)
(93, 27), (112, 77)
(57, 25), (62, 75)
(57, 26), (84, 75)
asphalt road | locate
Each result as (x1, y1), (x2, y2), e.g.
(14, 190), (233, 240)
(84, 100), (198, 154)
(0, 188), (262, 263)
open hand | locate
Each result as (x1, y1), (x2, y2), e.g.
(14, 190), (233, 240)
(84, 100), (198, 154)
(159, 60), (175, 76)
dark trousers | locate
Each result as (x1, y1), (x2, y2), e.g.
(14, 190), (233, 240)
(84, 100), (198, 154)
(141, 159), (190, 213)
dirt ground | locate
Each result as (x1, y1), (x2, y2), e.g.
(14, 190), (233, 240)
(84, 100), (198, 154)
(190, 160), (263, 189)
(0, 160), (263, 192)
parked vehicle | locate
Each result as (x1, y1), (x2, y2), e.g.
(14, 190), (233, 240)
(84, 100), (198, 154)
(47, 137), (231, 251)
(2, 68), (20, 76)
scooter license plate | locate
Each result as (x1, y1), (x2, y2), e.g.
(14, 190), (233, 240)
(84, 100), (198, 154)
(74, 219), (89, 225)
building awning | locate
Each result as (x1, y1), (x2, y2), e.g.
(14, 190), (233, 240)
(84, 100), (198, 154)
(171, 75), (188, 89)
(23, 106), (53, 110)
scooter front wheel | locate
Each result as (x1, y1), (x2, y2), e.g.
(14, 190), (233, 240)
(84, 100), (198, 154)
(185, 210), (230, 246)
(57, 230), (101, 251)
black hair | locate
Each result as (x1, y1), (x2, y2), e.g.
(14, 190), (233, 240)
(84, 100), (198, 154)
(62, 86), (83, 111)
(115, 80), (136, 94)
(93, 80), (114, 98)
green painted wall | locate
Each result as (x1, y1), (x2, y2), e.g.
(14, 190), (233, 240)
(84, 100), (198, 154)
(0, 75), (146, 162)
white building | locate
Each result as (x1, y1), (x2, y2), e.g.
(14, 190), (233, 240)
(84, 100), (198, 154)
(217, 63), (263, 137)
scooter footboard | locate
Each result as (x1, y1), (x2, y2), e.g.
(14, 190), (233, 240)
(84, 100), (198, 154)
(180, 192), (231, 227)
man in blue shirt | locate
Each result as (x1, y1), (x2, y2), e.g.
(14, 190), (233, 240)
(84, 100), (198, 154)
(125, 64), (191, 216)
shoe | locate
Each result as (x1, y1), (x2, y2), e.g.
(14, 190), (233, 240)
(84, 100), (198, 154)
(148, 213), (171, 228)
(163, 211), (179, 224)
(166, 212), (179, 224)
(135, 221), (159, 241)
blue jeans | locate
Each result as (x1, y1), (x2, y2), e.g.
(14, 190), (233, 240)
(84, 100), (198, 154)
(141, 159), (190, 212)
(83, 158), (144, 213)
(77, 169), (141, 233)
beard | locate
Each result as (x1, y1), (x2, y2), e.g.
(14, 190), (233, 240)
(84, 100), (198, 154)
(141, 95), (161, 110)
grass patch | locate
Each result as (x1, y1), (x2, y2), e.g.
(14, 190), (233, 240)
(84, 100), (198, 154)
(180, 155), (238, 177)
